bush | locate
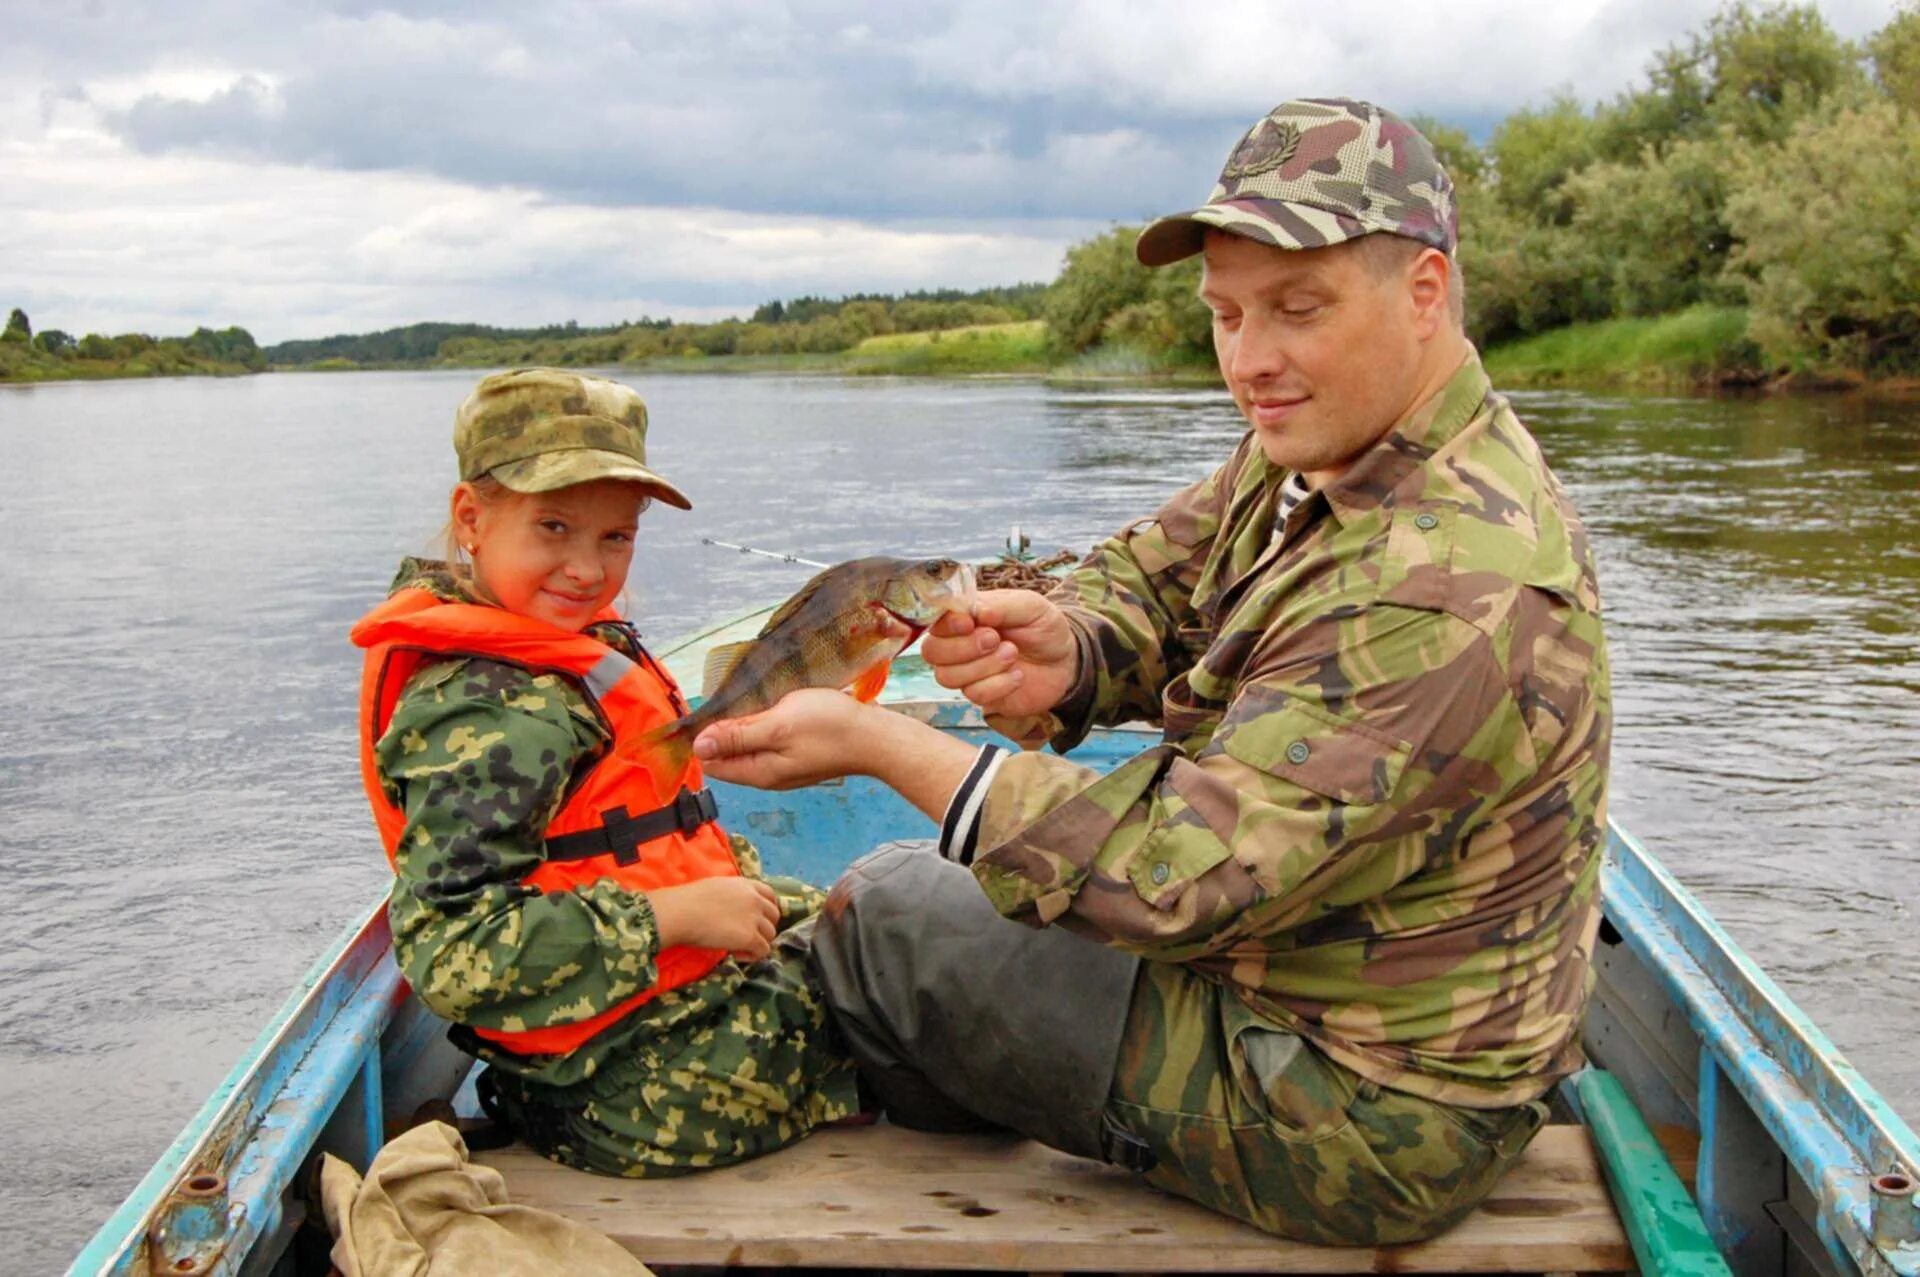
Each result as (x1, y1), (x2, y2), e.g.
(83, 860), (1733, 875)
(1725, 97), (1920, 373)
(1564, 136), (1741, 317)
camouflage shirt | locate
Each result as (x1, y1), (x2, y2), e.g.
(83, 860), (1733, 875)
(372, 562), (847, 1102)
(970, 351), (1611, 1108)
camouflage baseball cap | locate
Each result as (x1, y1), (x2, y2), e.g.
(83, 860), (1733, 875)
(1136, 97), (1457, 267)
(453, 368), (692, 509)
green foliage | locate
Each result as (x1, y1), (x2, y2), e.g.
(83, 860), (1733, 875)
(1871, 2), (1920, 111)
(1487, 95), (1600, 223)
(1564, 137), (1741, 317)
(1725, 97), (1920, 373)
(2, 308), (28, 343)
(1457, 173), (1611, 344)
(32, 329), (73, 356)
(1041, 227), (1150, 354)
(844, 321), (1049, 374)
(1483, 306), (1757, 386)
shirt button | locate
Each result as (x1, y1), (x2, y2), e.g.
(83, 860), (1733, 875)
(1150, 862), (1170, 885)
(1286, 741), (1311, 765)
(1415, 513), (1439, 531)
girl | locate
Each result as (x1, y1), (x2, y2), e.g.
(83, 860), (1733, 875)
(350, 367), (858, 1176)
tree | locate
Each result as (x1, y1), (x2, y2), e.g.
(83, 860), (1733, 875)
(2, 308), (28, 343)
(1565, 137), (1739, 316)
(1871, 2), (1920, 112)
(1042, 226), (1154, 353)
(1726, 98), (1920, 373)
(1486, 95), (1600, 224)
(32, 329), (74, 356)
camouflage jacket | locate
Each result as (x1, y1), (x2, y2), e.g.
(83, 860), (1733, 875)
(372, 561), (801, 1087)
(970, 352), (1611, 1107)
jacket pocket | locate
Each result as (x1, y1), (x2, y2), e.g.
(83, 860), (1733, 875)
(1218, 683), (1409, 807)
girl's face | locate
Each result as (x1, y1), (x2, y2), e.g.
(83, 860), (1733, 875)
(453, 478), (649, 631)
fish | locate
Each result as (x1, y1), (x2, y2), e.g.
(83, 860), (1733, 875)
(642, 555), (976, 770)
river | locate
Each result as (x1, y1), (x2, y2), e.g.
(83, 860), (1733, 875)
(1, 370), (1915, 1273)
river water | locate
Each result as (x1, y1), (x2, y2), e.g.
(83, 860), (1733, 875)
(1, 370), (1915, 1272)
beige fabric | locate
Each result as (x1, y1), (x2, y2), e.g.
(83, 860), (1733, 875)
(320, 1122), (651, 1277)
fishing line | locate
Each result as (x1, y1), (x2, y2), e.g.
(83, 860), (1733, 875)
(698, 537), (830, 569)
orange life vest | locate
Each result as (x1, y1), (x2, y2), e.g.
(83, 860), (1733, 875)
(351, 587), (739, 1056)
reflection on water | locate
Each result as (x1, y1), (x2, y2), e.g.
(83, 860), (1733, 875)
(0, 372), (1915, 1271)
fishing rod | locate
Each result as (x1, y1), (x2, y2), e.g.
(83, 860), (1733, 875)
(698, 537), (829, 569)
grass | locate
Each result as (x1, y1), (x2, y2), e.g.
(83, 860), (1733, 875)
(1483, 306), (1762, 388)
(842, 320), (1049, 374)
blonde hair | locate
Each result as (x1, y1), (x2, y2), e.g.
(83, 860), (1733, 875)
(440, 474), (515, 571)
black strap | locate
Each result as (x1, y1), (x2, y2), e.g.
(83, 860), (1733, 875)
(543, 788), (719, 866)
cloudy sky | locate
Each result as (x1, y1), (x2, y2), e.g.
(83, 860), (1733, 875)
(1, 0), (1897, 343)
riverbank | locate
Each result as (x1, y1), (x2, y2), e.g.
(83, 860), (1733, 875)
(0, 342), (258, 383)
(8, 310), (1912, 394)
(1483, 307), (1765, 389)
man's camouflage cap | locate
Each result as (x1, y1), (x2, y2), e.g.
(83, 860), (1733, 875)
(1136, 97), (1457, 267)
(453, 368), (692, 509)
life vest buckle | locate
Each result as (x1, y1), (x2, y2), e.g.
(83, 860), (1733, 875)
(542, 788), (720, 866)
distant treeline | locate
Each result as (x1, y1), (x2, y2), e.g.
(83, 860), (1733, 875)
(1049, 1), (1920, 379)
(263, 284), (1048, 369)
(0, 307), (264, 382)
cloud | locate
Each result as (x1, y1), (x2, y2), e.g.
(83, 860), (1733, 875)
(0, 129), (1077, 341)
(0, 0), (1903, 338)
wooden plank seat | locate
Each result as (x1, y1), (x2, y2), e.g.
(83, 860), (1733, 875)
(478, 1122), (1633, 1273)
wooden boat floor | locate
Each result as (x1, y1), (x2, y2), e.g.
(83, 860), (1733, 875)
(478, 1121), (1633, 1274)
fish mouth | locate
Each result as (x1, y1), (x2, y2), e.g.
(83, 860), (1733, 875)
(876, 604), (931, 643)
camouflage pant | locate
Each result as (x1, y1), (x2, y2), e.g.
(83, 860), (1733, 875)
(481, 893), (861, 1177)
(1110, 959), (1548, 1245)
(813, 844), (1546, 1246)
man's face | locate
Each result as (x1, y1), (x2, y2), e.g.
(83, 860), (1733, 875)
(1200, 231), (1428, 481)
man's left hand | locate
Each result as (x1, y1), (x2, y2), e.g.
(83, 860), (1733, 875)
(692, 689), (878, 790)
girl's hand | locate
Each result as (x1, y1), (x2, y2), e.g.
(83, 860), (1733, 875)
(649, 877), (781, 962)
(692, 688), (882, 791)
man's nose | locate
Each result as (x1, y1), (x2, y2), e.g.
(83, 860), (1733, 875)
(1228, 313), (1288, 385)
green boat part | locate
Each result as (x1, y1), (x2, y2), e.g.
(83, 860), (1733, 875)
(1573, 1067), (1734, 1276)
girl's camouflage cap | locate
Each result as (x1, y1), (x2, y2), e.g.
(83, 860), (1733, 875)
(453, 368), (692, 509)
(1136, 97), (1457, 267)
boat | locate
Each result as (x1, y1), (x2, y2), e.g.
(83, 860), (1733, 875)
(67, 591), (1920, 1276)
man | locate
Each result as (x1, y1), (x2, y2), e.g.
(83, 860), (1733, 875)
(693, 97), (1610, 1245)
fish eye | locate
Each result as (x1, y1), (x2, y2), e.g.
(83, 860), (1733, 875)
(920, 558), (944, 573)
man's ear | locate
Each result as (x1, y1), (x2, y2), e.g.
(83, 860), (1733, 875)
(1408, 247), (1451, 339)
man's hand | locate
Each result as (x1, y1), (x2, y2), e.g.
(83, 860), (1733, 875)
(920, 589), (1078, 721)
(692, 688), (879, 791)
(649, 877), (781, 962)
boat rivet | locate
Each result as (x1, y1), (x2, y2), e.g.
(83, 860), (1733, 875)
(1415, 513), (1439, 531)
(1150, 862), (1170, 886)
(1286, 741), (1311, 765)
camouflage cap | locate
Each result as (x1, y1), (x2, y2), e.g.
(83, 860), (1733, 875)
(452, 368), (692, 509)
(1136, 97), (1457, 267)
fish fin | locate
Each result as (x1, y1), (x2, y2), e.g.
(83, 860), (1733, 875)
(849, 659), (891, 703)
(754, 564), (842, 638)
(631, 717), (696, 780)
(701, 641), (756, 699)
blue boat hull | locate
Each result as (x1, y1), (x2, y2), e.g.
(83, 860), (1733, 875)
(66, 692), (1920, 1276)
